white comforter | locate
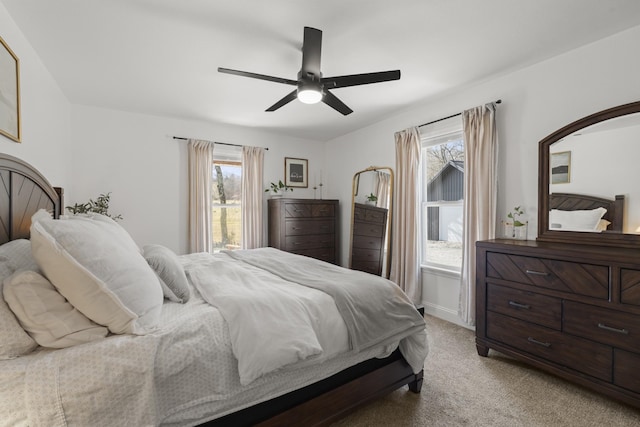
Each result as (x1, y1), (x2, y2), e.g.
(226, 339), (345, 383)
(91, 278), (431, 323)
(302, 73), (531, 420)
(188, 248), (426, 385)
(0, 249), (428, 427)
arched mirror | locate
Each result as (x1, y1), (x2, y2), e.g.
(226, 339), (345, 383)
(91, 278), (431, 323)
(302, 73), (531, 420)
(538, 100), (640, 248)
(349, 166), (394, 278)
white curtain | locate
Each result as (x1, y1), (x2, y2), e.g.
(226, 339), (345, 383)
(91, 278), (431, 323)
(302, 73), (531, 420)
(459, 103), (498, 325)
(241, 146), (265, 249)
(374, 171), (391, 209)
(188, 139), (214, 253)
(390, 127), (421, 302)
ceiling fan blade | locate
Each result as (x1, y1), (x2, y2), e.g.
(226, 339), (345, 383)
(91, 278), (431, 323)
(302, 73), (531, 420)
(323, 70), (401, 89)
(266, 90), (298, 112)
(301, 27), (322, 77)
(218, 67), (297, 86)
(323, 90), (353, 115)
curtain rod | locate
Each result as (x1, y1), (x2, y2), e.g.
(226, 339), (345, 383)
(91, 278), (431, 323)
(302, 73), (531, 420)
(418, 99), (502, 128)
(172, 136), (269, 150)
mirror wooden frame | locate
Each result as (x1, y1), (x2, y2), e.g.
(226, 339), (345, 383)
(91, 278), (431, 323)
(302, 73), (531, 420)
(349, 166), (394, 278)
(537, 100), (640, 248)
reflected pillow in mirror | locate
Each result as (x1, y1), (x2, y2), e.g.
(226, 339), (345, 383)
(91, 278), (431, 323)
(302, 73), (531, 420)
(549, 207), (607, 232)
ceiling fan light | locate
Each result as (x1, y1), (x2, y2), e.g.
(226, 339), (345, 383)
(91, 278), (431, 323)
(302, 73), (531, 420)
(297, 88), (323, 104)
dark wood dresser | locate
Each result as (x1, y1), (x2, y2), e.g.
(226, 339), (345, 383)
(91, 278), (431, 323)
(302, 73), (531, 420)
(476, 239), (640, 408)
(351, 203), (388, 275)
(267, 198), (338, 264)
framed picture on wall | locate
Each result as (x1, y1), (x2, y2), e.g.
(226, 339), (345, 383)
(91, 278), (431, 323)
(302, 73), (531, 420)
(284, 157), (308, 188)
(551, 151), (571, 184)
(0, 35), (20, 143)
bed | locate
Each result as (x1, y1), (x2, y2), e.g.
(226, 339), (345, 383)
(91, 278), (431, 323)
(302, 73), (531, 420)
(548, 192), (624, 232)
(0, 153), (428, 427)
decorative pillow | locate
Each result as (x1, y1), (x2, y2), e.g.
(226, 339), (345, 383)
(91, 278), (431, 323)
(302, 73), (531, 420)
(549, 207), (607, 231)
(143, 244), (191, 303)
(596, 219), (611, 232)
(0, 256), (38, 359)
(30, 210), (163, 335)
(0, 239), (40, 272)
(3, 271), (109, 348)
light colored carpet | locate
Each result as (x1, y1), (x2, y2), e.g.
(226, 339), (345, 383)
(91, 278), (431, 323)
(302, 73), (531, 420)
(332, 315), (640, 426)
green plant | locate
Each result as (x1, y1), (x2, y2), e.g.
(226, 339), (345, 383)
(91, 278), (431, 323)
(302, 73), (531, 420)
(366, 193), (378, 202)
(66, 192), (123, 221)
(507, 206), (525, 227)
(265, 180), (293, 194)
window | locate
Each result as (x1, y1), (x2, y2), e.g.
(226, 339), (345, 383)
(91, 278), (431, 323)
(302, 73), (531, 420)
(211, 146), (242, 252)
(420, 116), (464, 271)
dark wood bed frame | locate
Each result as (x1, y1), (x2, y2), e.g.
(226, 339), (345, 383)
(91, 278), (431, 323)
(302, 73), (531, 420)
(0, 152), (423, 426)
(549, 192), (624, 232)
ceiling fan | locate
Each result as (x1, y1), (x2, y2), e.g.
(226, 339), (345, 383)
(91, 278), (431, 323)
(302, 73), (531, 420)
(218, 27), (401, 115)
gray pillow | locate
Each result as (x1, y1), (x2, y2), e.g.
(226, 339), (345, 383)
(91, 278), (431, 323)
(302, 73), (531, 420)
(143, 244), (191, 303)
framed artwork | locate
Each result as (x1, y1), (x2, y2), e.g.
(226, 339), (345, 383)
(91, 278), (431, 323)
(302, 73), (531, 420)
(0, 36), (20, 143)
(551, 151), (571, 184)
(284, 157), (308, 188)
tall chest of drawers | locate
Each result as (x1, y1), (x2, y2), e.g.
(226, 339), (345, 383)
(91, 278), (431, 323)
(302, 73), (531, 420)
(476, 239), (640, 409)
(267, 198), (338, 264)
(351, 203), (388, 275)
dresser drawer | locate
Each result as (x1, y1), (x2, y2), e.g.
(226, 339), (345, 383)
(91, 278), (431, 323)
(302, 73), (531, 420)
(286, 219), (334, 236)
(310, 203), (335, 218)
(293, 247), (336, 263)
(614, 349), (640, 394)
(621, 269), (640, 307)
(352, 247), (383, 262)
(564, 301), (640, 353)
(487, 311), (612, 381)
(285, 234), (335, 251)
(351, 260), (381, 275)
(354, 205), (387, 223)
(353, 221), (384, 238)
(487, 284), (561, 330)
(486, 252), (609, 299)
(284, 203), (311, 218)
(352, 234), (383, 250)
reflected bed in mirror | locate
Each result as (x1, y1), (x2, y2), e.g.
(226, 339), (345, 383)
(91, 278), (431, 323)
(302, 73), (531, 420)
(349, 166), (393, 278)
(538, 100), (640, 247)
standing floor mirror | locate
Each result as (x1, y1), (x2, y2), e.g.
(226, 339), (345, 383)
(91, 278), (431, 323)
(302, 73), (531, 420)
(349, 166), (394, 278)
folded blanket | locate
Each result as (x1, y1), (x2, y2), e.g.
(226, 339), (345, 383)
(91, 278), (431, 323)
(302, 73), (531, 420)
(186, 256), (328, 385)
(223, 248), (426, 354)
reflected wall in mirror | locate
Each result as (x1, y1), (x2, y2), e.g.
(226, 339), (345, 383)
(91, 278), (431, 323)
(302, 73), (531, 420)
(538, 100), (640, 248)
(349, 166), (393, 278)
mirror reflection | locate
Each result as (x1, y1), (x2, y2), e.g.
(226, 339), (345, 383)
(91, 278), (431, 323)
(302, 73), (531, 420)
(349, 166), (393, 278)
(549, 112), (640, 234)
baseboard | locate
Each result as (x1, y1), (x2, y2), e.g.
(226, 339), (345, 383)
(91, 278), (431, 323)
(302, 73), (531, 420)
(422, 301), (474, 331)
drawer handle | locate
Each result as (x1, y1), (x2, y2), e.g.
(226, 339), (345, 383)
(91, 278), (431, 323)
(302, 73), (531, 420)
(508, 301), (530, 310)
(597, 323), (629, 335)
(527, 337), (551, 348)
(525, 269), (549, 276)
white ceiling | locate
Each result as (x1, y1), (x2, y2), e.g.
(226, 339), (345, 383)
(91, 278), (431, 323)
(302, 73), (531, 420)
(4, 0), (640, 141)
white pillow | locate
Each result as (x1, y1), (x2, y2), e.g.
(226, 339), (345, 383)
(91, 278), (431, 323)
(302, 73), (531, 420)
(0, 239), (39, 272)
(143, 244), (191, 303)
(549, 207), (607, 231)
(30, 210), (163, 335)
(0, 257), (38, 359)
(3, 271), (109, 348)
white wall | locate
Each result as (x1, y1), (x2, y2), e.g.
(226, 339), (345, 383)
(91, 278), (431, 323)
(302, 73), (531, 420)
(325, 25), (640, 327)
(0, 2), (72, 188)
(70, 105), (325, 254)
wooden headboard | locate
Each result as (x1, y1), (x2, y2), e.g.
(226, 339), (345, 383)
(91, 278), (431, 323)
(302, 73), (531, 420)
(549, 192), (624, 232)
(0, 153), (63, 244)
